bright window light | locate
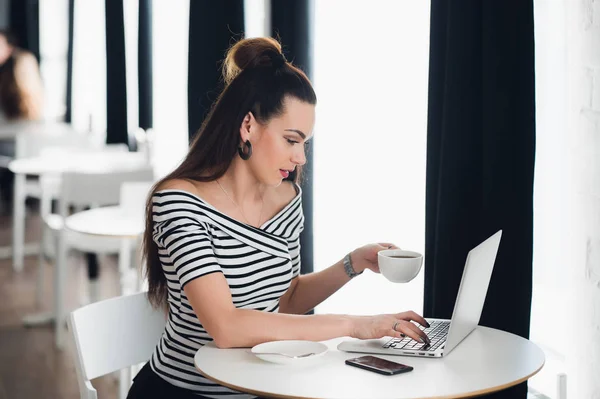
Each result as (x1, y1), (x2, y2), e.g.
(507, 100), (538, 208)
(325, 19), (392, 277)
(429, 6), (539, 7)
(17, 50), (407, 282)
(313, 1), (431, 316)
(39, 0), (69, 121)
(152, 0), (190, 178)
(71, 0), (107, 137)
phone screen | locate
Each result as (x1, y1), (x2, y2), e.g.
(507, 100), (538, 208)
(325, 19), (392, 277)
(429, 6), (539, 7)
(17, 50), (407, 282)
(345, 355), (414, 375)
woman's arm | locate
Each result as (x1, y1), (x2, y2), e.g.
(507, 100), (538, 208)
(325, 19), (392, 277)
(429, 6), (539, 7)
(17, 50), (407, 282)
(278, 257), (350, 315)
(184, 271), (430, 349)
(279, 243), (393, 315)
(184, 271), (354, 348)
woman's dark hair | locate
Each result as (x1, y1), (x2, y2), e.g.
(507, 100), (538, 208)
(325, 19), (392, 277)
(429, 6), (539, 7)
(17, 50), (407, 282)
(0, 29), (17, 46)
(143, 37), (317, 308)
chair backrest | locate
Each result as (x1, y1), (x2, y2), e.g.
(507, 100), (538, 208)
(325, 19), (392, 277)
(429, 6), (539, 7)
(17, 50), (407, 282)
(68, 293), (166, 398)
(135, 128), (155, 164)
(58, 167), (155, 213)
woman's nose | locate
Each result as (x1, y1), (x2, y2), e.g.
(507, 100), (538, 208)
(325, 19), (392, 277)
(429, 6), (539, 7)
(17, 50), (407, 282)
(293, 147), (306, 165)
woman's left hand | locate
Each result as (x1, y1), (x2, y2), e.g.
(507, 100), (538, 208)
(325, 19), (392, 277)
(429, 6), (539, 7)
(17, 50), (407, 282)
(350, 243), (400, 274)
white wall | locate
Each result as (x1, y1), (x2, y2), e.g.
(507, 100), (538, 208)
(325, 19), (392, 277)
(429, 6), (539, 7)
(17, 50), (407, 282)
(565, 1), (600, 397)
(529, 0), (569, 396)
(532, 1), (600, 397)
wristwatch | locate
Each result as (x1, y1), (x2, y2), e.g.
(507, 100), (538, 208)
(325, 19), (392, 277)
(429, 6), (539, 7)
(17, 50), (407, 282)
(343, 252), (363, 278)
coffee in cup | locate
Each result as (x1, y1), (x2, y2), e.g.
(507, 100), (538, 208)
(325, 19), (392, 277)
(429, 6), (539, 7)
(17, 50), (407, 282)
(377, 249), (423, 283)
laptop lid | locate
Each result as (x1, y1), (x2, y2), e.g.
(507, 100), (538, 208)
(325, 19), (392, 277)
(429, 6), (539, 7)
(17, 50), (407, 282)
(443, 230), (502, 355)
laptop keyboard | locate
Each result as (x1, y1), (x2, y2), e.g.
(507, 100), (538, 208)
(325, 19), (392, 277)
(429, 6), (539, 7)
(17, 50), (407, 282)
(383, 320), (450, 352)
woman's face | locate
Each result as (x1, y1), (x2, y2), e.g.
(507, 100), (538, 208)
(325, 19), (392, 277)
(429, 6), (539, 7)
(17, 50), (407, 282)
(242, 96), (315, 187)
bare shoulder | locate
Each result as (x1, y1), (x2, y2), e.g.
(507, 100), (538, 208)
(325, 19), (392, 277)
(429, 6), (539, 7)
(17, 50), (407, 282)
(19, 51), (36, 63)
(157, 178), (197, 192)
(156, 178), (213, 198)
(14, 51), (38, 70)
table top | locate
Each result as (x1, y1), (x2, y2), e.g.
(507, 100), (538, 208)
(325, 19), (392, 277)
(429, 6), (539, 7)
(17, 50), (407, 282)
(8, 151), (148, 175)
(65, 206), (144, 238)
(194, 326), (545, 399)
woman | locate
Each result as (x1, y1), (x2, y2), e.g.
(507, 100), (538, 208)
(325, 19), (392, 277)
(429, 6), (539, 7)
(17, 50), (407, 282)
(128, 37), (430, 399)
(0, 29), (44, 122)
(0, 29), (44, 207)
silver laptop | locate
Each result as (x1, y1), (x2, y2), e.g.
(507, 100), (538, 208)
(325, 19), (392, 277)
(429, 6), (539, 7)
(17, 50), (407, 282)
(338, 230), (502, 358)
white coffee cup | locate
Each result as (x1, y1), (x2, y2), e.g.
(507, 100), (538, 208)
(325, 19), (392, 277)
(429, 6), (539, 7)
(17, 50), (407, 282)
(377, 249), (423, 283)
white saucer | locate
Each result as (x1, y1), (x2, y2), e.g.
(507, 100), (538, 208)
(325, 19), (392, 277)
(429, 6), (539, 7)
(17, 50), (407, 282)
(251, 340), (328, 365)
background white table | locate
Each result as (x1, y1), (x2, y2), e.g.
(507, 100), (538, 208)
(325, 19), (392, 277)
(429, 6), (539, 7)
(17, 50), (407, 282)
(195, 327), (545, 399)
(65, 204), (146, 293)
(65, 205), (145, 238)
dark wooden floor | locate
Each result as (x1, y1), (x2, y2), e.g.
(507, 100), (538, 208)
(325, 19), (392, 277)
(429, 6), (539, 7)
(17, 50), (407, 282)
(0, 205), (119, 399)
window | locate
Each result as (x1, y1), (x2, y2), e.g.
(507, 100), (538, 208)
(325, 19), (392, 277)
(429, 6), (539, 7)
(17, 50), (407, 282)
(71, 0), (107, 138)
(529, 0), (568, 397)
(151, 0), (190, 177)
(313, 1), (431, 316)
(39, 0), (69, 121)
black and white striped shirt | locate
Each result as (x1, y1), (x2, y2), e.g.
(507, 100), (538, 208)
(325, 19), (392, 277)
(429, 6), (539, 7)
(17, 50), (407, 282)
(149, 186), (303, 398)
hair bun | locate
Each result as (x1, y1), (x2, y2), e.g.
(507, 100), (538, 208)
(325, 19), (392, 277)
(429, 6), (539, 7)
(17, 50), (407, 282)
(223, 37), (287, 85)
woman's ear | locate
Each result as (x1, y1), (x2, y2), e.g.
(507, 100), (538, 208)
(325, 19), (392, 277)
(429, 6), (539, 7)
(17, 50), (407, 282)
(239, 112), (255, 142)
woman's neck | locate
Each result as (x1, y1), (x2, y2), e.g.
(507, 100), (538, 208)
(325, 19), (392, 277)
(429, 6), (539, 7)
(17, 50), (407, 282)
(217, 158), (267, 205)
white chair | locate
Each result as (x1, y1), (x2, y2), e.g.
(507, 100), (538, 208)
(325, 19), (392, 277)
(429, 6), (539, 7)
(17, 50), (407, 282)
(34, 143), (131, 281)
(10, 124), (99, 272)
(14, 123), (96, 198)
(68, 292), (166, 399)
(43, 168), (155, 349)
(115, 181), (154, 293)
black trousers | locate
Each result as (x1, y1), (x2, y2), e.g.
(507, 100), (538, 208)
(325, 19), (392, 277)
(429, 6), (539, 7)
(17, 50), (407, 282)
(127, 363), (213, 399)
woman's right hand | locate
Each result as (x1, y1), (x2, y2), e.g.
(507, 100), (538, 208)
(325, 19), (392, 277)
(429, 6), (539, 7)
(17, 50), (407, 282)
(350, 311), (431, 344)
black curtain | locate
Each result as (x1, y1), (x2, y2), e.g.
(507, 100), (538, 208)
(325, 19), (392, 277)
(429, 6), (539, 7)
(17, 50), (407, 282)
(187, 1), (244, 141)
(138, 0), (152, 130)
(271, 0), (314, 276)
(425, 1), (535, 398)
(64, 0), (74, 123)
(9, 0), (39, 62)
(105, 0), (129, 146)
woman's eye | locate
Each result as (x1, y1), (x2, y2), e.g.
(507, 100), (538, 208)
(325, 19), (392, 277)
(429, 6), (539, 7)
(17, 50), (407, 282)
(286, 139), (298, 145)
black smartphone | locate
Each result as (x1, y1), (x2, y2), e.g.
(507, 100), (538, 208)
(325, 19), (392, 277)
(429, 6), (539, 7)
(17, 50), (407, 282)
(345, 355), (414, 376)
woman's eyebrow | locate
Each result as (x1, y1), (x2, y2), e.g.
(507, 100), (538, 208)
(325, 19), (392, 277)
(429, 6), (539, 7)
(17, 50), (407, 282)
(284, 129), (306, 139)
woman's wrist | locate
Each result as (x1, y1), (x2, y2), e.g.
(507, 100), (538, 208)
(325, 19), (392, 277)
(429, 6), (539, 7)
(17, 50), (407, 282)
(344, 315), (360, 337)
(343, 251), (363, 278)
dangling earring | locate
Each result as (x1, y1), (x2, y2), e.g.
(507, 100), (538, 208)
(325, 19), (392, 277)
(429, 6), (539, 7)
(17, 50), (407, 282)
(238, 140), (252, 160)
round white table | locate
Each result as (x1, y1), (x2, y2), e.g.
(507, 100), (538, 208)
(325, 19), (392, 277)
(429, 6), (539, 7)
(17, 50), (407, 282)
(8, 151), (148, 175)
(65, 204), (145, 295)
(194, 327), (545, 399)
(23, 205), (146, 324)
(65, 205), (144, 238)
